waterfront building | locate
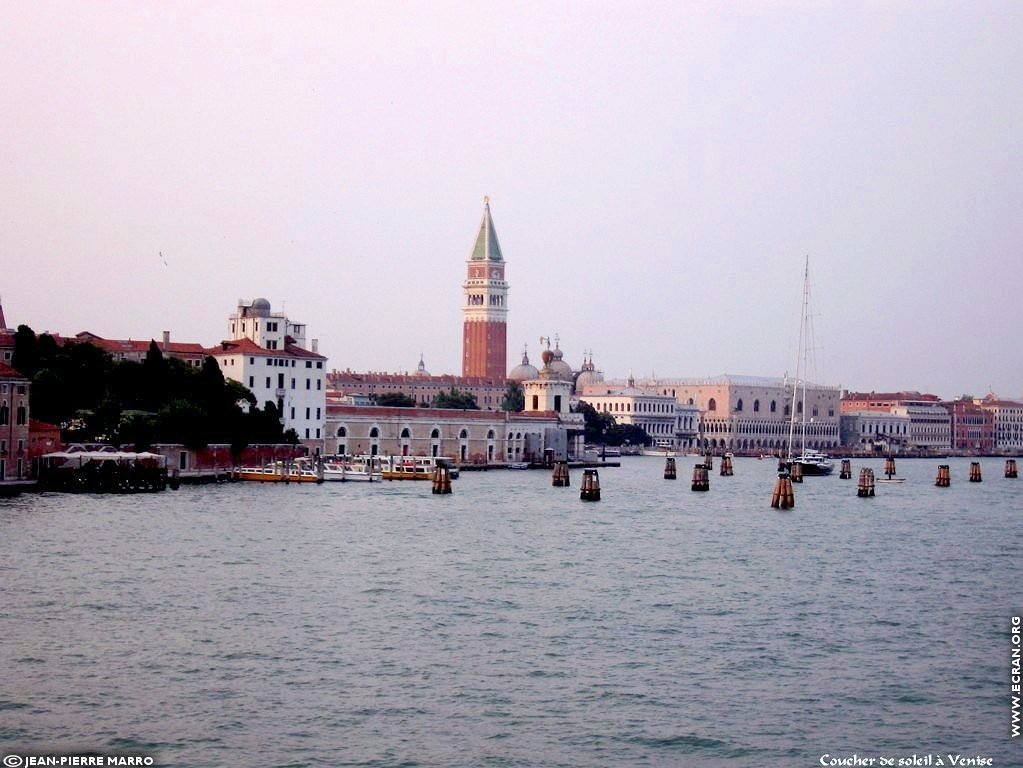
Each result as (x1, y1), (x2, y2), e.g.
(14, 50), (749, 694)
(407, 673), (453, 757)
(839, 411), (913, 453)
(976, 395), (1023, 454)
(324, 404), (576, 464)
(585, 374), (841, 454)
(212, 298), (327, 452)
(944, 397), (995, 454)
(842, 392), (951, 452)
(462, 197), (508, 380)
(0, 361), (30, 481)
(578, 374), (699, 452)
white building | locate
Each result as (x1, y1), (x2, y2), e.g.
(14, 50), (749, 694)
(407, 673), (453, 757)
(890, 403), (951, 452)
(976, 395), (1023, 454)
(213, 298), (327, 452)
(840, 411), (913, 452)
(579, 375), (700, 451)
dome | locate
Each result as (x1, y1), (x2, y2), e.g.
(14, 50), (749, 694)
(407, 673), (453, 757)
(549, 346), (574, 381)
(574, 368), (603, 391)
(250, 297), (271, 317)
(508, 349), (539, 382)
(415, 355), (430, 377)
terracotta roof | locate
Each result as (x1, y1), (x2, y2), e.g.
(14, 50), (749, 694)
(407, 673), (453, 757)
(0, 361), (26, 379)
(211, 338), (326, 360)
(75, 332), (207, 356)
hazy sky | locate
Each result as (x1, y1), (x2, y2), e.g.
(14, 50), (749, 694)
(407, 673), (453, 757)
(3, 1), (1021, 399)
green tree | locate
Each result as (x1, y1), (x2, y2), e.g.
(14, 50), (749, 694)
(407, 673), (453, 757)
(500, 382), (525, 412)
(374, 392), (416, 407)
(431, 388), (480, 410)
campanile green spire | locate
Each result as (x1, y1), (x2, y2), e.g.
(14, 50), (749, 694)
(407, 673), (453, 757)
(470, 195), (504, 261)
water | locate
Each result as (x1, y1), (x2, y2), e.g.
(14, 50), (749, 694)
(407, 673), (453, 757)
(2, 457), (1020, 767)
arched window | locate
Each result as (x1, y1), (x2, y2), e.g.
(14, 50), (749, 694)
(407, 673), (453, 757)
(736, 399), (743, 412)
(708, 398), (717, 411)
(770, 400), (777, 413)
(337, 426), (347, 437)
(431, 429), (441, 439)
(369, 427), (379, 438)
(797, 401), (803, 415)
(400, 428), (411, 438)
(753, 400), (760, 413)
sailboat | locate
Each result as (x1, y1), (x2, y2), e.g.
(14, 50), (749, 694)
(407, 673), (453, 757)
(786, 258), (834, 477)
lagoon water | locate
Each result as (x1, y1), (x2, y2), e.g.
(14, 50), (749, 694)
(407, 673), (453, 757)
(1, 457), (1021, 767)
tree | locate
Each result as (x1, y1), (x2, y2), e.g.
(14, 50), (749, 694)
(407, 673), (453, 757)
(375, 392), (416, 407)
(500, 382), (525, 412)
(431, 388), (480, 410)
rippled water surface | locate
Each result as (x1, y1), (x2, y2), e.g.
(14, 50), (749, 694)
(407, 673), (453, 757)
(2, 457), (1021, 767)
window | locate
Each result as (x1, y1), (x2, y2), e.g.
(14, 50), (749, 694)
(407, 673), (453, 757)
(754, 400), (760, 413)
(708, 398), (717, 411)
(16, 406), (26, 426)
(249, 376), (254, 388)
(736, 399), (743, 412)
(306, 379), (311, 390)
(306, 361), (312, 369)
(265, 377), (271, 388)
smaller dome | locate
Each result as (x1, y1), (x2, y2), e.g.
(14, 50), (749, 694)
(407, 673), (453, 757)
(575, 368), (602, 391)
(250, 297), (271, 317)
(509, 349), (539, 382)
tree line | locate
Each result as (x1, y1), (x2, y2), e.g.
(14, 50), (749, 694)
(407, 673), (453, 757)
(11, 326), (296, 453)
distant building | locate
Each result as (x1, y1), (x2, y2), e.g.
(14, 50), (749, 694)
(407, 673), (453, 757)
(944, 397), (995, 454)
(578, 373), (699, 452)
(212, 298), (327, 452)
(324, 405), (577, 464)
(842, 391), (951, 452)
(588, 374), (841, 454)
(839, 411), (912, 453)
(976, 395), (1023, 454)
(0, 361), (30, 481)
(327, 361), (508, 411)
(75, 331), (207, 367)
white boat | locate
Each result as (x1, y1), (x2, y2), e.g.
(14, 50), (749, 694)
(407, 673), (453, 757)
(792, 448), (834, 476)
(322, 456), (383, 482)
(508, 462), (530, 470)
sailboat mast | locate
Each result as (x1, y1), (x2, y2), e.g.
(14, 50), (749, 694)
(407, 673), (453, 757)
(787, 257), (810, 460)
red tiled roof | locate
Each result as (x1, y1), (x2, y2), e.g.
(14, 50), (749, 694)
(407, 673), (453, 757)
(76, 333), (206, 356)
(210, 338), (326, 360)
(0, 361), (27, 379)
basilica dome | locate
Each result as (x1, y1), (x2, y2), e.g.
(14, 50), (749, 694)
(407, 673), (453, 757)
(508, 349), (539, 382)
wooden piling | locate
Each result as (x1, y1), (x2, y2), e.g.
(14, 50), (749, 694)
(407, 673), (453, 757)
(969, 461), (982, 483)
(1006, 459), (1018, 479)
(664, 457), (676, 480)
(884, 456), (896, 479)
(691, 463), (710, 492)
(719, 454), (733, 476)
(770, 472), (794, 509)
(552, 461), (570, 487)
(857, 467), (875, 497)
(935, 464), (951, 487)
(703, 454), (713, 471)
(790, 462), (803, 483)
(431, 466), (452, 494)
(839, 459), (852, 479)
(580, 468), (601, 501)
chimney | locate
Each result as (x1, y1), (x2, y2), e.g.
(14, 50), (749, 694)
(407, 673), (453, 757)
(312, 338), (319, 354)
(162, 331), (170, 352)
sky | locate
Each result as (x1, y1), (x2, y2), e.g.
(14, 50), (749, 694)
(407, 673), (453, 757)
(3, 1), (1021, 400)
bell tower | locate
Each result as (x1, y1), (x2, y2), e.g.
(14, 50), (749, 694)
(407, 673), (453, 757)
(462, 196), (508, 379)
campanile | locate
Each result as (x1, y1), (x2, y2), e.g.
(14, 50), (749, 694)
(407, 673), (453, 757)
(462, 196), (508, 380)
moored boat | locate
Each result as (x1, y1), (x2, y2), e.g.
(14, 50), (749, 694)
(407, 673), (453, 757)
(380, 455), (458, 480)
(235, 461), (323, 483)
